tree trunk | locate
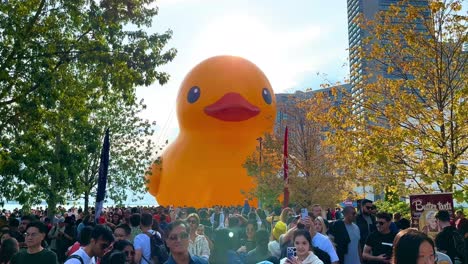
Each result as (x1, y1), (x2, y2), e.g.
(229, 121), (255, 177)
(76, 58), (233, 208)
(84, 190), (90, 215)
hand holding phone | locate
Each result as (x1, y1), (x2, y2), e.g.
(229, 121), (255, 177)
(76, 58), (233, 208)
(287, 247), (296, 259)
(301, 208), (308, 219)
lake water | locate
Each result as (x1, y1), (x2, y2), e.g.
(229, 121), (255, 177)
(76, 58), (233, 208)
(1, 193), (159, 211)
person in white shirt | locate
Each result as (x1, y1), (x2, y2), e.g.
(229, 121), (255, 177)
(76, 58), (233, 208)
(186, 213), (210, 260)
(280, 229), (323, 264)
(134, 213), (160, 264)
(65, 225), (114, 264)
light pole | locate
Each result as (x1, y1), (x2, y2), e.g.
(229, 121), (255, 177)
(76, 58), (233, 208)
(256, 137), (263, 209)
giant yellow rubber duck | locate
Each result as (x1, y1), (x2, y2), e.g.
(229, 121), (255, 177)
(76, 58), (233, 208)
(147, 56), (276, 207)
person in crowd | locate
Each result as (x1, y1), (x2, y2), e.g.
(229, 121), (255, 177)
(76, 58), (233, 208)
(197, 210), (211, 229)
(102, 250), (126, 264)
(269, 221), (286, 259)
(159, 213), (170, 233)
(210, 206), (225, 230)
(209, 228), (243, 264)
(152, 216), (166, 239)
(0, 232), (12, 245)
(329, 206), (361, 264)
(311, 205), (323, 219)
(392, 228), (436, 264)
(77, 215), (94, 239)
(314, 217), (328, 235)
(6, 219), (23, 248)
(196, 224), (214, 251)
(334, 208), (343, 220)
(65, 225), (114, 264)
(279, 229), (323, 264)
(186, 213), (210, 260)
(267, 208), (282, 230)
(165, 220), (207, 264)
(455, 210), (467, 231)
(370, 205), (377, 216)
(279, 208), (295, 227)
(114, 224), (131, 242)
(299, 214), (338, 264)
(129, 214), (141, 243)
(56, 216), (76, 262)
(102, 239), (136, 264)
(393, 213), (410, 231)
(10, 221), (58, 264)
(326, 209), (333, 221)
(134, 213), (156, 264)
(362, 212), (396, 264)
(356, 199), (376, 250)
(239, 220), (257, 254)
(257, 209), (271, 234)
(245, 229), (278, 264)
(18, 216), (33, 235)
(0, 238), (19, 264)
(435, 210), (465, 263)
(109, 214), (122, 230)
(67, 226), (93, 256)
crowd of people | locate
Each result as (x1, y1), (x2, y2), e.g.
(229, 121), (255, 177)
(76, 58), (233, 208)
(0, 200), (466, 264)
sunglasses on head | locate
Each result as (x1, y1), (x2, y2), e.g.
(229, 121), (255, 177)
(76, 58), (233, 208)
(168, 232), (189, 241)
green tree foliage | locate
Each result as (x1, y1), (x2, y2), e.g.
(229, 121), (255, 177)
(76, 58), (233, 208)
(312, 0), (467, 202)
(0, 0), (176, 216)
(374, 200), (411, 219)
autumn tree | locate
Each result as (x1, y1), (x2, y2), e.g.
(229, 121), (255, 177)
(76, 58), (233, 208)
(243, 134), (284, 209)
(0, 0), (176, 216)
(280, 93), (351, 208)
(312, 0), (468, 202)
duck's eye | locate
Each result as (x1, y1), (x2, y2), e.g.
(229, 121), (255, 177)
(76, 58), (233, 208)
(262, 88), (272, 105)
(187, 86), (201, 103)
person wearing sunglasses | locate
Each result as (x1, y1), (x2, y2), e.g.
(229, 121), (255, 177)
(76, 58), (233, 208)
(102, 239), (136, 264)
(186, 213), (210, 260)
(362, 212), (396, 264)
(356, 199), (377, 251)
(65, 225), (114, 264)
(165, 220), (207, 264)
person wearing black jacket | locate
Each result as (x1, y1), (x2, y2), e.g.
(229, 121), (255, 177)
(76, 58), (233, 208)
(356, 199), (376, 249)
(435, 210), (465, 264)
(329, 206), (362, 264)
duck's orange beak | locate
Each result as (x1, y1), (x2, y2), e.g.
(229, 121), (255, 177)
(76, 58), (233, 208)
(204, 93), (260, 122)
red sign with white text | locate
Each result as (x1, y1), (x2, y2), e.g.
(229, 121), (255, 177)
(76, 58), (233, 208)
(409, 193), (454, 239)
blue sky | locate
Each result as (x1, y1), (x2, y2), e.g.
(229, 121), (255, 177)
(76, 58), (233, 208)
(136, 0), (350, 149)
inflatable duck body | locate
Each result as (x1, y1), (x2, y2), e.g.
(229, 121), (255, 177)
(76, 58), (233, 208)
(147, 56), (277, 207)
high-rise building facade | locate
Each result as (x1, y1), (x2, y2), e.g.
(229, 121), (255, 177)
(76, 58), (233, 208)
(347, 0), (429, 105)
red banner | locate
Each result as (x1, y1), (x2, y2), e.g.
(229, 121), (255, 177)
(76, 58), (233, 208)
(409, 193), (454, 239)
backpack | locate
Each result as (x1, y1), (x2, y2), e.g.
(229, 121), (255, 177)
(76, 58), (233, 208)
(144, 232), (169, 264)
(312, 246), (331, 264)
(452, 230), (465, 262)
(65, 254), (84, 264)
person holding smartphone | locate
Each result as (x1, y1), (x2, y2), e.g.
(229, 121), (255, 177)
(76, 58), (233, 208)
(280, 229), (323, 264)
(362, 212), (395, 264)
